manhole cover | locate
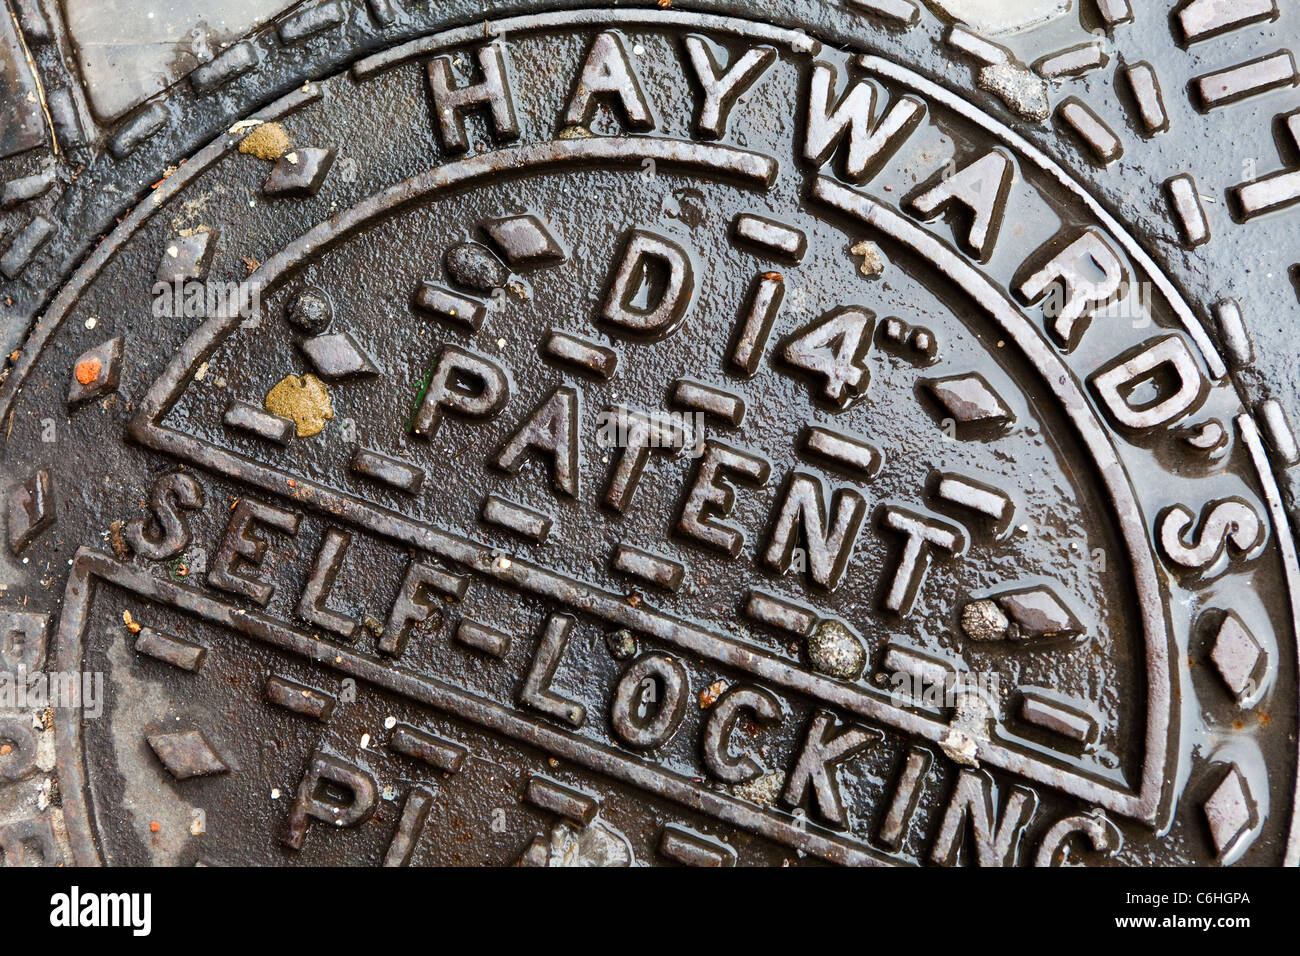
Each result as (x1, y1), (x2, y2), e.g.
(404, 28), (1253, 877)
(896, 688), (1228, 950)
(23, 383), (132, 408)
(0, 4), (1297, 867)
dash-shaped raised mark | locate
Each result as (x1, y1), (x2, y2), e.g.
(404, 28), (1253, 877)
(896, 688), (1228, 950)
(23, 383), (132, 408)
(524, 776), (598, 825)
(264, 675), (335, 720)
(612, 544), (686, 592)
(191, 41), (259, 93)
(135, 626), (206, 672)
(1, 169), (55, 209)
(1, 216), (53, 279)
(881, 645), (954, 696)
(383, 786), (434, 867)
(413, 282), (485, 329)
(800, 426), (882, 479)
(671, 379), (744, 426)
(541, 331), (617, 379)
(1179, 0), (1277, 44)
(744, 589), (817, 637)
(456, 618), (513, 657)
(732, 214), (807, 261)
(1057, 99), (1121, 164)
(1020, 691), (1097, 744)
(390, 723), (468, 773)
(658, 825), (737, 866)
(481, 494), (552, 542)
(1193, 52), (1297, 110)
(279, 1), (346, 43)
(1165, 174), (1211, 247)
(454, 621), (509, 658)
(1122, 63), (1168, 134)
(847, 0), (918, 25)
(1034, 44), (1108, 79)
(224, 400), (294, 445)
(109, 104), (166, 159)
(934, 473), (1013, 526)
(947, 25), (1009, 65)
(883, 651), (957, 702)
(1094, 0), (1132, 26)
(350, 446), (424, 494)
(1212, 299), (1252, 368)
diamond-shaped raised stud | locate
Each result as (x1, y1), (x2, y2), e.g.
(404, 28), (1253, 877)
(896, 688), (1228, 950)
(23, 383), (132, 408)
(264, 147), (335, 197)
(147, 729), (229, 780)
(156, 229), (217, 283)
(7, 468), (54, 554)
(1209, 611), (1265, 706)
(68, 336), (123, 406)
(299, 332), (379, 380)
(922, 372), (1014, 436)
(1203, 764), (1256, 861)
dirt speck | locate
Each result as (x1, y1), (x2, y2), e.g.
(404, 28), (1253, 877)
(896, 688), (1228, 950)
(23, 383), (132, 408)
(238, 122), (291, 161)
(265, 373), (334, 437)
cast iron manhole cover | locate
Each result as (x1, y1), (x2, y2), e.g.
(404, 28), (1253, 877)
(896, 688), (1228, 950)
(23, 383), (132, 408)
(1, 2), (1299, 867)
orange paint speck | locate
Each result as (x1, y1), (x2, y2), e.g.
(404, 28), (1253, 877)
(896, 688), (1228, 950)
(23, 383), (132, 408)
(75, 358), (101, 385)
(149, 821), (160, 833)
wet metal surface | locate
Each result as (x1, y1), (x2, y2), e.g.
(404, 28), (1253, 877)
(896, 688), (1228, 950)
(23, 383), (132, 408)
(0, 1), (1297, 867)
